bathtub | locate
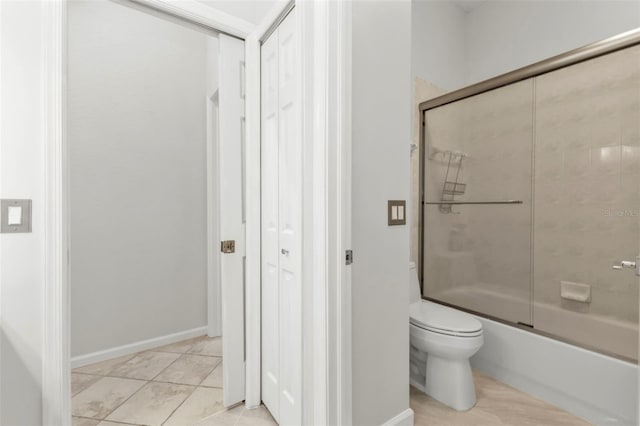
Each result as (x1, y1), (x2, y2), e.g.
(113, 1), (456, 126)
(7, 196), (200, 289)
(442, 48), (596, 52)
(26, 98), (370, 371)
(426, 287), (638, 426)
(431, 285), (638, 361)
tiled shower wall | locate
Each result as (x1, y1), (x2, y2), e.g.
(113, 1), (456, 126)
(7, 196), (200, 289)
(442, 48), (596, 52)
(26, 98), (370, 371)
(421, 44), (640, 360)
(533, 45), (640, 359)
(423, 80), (533, 326)
(411, 78), (445, 271)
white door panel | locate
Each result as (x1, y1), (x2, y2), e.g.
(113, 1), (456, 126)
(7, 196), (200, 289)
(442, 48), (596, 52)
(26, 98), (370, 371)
(261, 28), (280, 421)
(276, 10), (301, 426)
(261, 8), (301, 425)
(219, 33), (246, 408)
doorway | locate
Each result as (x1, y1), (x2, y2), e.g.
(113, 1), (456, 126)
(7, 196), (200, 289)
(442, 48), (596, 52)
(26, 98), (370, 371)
(37, 1), (349, 423)
(66, 1), (255, 424)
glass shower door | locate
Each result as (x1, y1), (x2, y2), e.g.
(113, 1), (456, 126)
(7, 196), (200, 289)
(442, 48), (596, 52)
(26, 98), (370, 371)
(533, 45), (640, 361)
(422, 43), (639, 361)
(422, 80), (534, 326)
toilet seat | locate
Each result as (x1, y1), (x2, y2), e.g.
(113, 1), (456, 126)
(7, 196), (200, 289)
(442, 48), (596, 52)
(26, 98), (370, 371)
(410, 301), (482, 337)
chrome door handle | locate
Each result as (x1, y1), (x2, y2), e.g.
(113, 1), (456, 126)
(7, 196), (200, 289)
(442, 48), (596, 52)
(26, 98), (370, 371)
(612, 256), (640, 277)
(281, 248), (289, 256)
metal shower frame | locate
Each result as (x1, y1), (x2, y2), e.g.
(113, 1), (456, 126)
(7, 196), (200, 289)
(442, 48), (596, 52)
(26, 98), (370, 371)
(418, 27), (640, 287)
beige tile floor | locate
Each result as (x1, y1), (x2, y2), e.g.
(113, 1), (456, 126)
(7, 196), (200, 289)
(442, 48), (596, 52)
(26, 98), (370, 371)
(411, 370), (593, 426)
(71, 336), (277, 426)
(74, 339), (591, 426)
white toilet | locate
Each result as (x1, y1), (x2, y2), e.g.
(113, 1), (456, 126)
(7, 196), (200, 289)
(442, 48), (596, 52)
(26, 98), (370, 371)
(409, 262), (483, 411)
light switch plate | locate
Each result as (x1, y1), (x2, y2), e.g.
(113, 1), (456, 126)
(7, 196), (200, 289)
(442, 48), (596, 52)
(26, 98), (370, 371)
(1, 199), (32, 233)
(7, 206), (22, 225)
(388, 200), (406, 226)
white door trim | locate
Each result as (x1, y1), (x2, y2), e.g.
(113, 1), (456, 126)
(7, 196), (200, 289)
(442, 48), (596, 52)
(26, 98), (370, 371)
(330, 3), (353, 424)
(41, 0), (353, 424)
(129, 0), (254, 39)
(42, 1), (256, 423)
(304, 2), (353, 424)
(42, 2), (69, 424)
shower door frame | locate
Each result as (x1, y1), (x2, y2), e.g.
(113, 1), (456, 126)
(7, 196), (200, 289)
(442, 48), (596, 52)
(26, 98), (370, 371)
(418, 27), (640, 359)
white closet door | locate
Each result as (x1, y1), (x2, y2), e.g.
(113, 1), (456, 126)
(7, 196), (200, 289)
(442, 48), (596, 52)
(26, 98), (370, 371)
(275, 10), (301, 426)
(218, 33), (246, 408)
(261, 8), (301, 425)
(261, 23), (280, 421)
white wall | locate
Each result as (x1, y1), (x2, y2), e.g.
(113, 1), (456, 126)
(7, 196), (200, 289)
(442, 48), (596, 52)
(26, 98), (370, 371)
(411, 0), (466, 91)
(0, 1), (45, 424)
(412, 0), (640, 90)
(351, 1), (412, 425)
(68, 0), (214, 357)
(464, 0), (640, 85)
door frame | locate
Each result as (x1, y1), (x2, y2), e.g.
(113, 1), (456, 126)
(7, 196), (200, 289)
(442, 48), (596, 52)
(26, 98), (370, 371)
(41, 0), (352, 424)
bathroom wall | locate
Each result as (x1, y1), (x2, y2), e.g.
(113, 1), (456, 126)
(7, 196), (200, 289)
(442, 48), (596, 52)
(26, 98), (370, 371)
(68, 0), (215, 356)
(411, 0), (640, 90)
(352, 1), (412, 425)
(409, 0), (465, 266)
(0, 1), (45, 423)
(411, 1), (466, 91)
(464, 0), (640, 85)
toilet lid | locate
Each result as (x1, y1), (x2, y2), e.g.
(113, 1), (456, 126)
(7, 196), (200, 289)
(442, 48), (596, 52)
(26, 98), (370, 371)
(410, 301), (482, 335)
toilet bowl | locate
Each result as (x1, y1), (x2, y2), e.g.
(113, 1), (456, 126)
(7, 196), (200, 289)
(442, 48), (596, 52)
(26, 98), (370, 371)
(409, 262), (483, 411)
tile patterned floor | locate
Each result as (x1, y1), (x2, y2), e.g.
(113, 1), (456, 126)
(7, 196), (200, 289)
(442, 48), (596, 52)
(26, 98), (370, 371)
(410, 370), (593, 426)
(74, 339), (590, 426)
(71, 336), (277, 426)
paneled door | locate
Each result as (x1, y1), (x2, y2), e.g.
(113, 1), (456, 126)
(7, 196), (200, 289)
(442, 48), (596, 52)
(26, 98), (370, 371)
(218, 33), (246, 408)
(261, 9), (302, 425)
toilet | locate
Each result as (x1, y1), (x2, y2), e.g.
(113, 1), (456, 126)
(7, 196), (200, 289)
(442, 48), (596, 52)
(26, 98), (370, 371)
(409, 262), (483, 411)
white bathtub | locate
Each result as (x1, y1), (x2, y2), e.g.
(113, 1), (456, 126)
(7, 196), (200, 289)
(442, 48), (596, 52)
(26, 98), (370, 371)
(433, 285), (638, 361)
(427, 287), (639, 425)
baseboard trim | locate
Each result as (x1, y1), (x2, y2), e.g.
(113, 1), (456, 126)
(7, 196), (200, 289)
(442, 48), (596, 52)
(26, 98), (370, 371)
(382, 408), (414, 426)
(71, 326), (208, 369)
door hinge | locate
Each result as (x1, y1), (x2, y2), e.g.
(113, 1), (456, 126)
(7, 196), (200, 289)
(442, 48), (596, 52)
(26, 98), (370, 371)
(345, 250), (353, 265)
(221, 240), (235, 253)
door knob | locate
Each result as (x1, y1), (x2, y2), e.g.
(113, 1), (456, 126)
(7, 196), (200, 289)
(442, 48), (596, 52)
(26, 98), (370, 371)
(612, 256), (640, 277)
(281, 248), (289, 256)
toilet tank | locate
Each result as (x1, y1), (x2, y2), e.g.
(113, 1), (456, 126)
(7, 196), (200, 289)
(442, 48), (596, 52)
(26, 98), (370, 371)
(409, 262), (422, 304)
